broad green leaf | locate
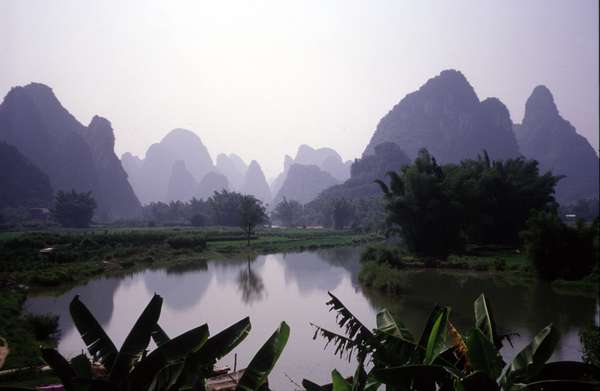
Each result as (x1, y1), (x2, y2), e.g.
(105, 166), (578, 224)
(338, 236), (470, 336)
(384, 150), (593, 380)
(109, 294), (163, 383)
(424, 307), (450, 364)
(41, 348), (77, 391)
(170, 317), (252, 389)
(129, 324), (209, 391)
(415, 305), (446, 362)
(500, 324), (559, 386)
(373, 364), (455, 389)
(69, 354), (92, 380)
(376, 309), (414, 342)
(331, 369), (352, 391)
(519, 379), (600, 390)
(465, 328), (503, 379)
(474, 294), (498, 345)
(151, 324), (170, 347)
(351, 362), (367, 391)
(530, 361), (600, 382)
(194, 316), (251, 364)
(70, 295), (118, 368)
(236, 321), (290, 391)
(301, 379), (326, 391)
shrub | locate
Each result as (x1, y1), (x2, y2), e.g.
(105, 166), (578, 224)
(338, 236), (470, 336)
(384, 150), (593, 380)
(360, 245), (404, 268)
(494, 258), (506, 271)
(521, 211), (596, 280)
(23, 313), (59, 341)
(358, 261), (406, 294)
(190, 214), (207, 227)
(580, 325), (600, 367)
(165, 235), (207, 250)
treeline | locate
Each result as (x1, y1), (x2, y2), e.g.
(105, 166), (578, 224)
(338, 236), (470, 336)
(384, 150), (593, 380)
(378, 149), (598, 280)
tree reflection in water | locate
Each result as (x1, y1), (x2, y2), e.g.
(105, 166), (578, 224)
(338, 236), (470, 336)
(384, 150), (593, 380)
(237, 254), (265, 304)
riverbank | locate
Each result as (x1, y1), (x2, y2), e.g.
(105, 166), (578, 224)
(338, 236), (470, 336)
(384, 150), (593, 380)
(0, 227), (380, 377)
(358, 243), (600, 297)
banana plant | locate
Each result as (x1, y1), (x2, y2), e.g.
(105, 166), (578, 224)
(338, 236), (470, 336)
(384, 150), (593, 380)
(39, 295), (289, 391)
(308, 292), (600, 391)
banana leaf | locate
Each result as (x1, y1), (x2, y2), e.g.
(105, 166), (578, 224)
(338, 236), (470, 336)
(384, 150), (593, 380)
(500, 324), (559, 387)
(331, 369), (352, 391)
(518, 379), (600, 390)
(41, 348), (77, 391)
(373, 364), (455, 390)
(236, 321), (290, 391)
(109, 294), (163, 383)
(70, 354), (92, 380)
(70, 295), (118, 368)
(459, 371), (500, 391)
(302, 379), (326, 391)
(474, 294), (499, 347)
(128, 324), (209, 391)
(424, 307), (450, 365)
(151, 324), (171, 347)
(530, 361), (600, 382)
(465, 328), (503, 379)
(376, 309), (414, 342)
(165, 317), (252, 389)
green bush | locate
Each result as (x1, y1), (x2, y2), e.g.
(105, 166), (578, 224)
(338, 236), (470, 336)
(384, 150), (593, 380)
(165, 235), (207, 250)
(358, 261), (406, 294)
(580, 325), (600, 367)
(22, 313), (59, 341)
(521, 212), (596, 280)
(360, 245), (404, 267)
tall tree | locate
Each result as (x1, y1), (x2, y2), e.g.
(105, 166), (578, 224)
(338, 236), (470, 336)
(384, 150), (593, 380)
(239, 195), (268, 245)
(52, 190), (97, 228)
(272, 197), (304, 227)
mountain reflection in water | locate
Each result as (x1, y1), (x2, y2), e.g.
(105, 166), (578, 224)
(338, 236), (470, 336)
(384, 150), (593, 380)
(25, 248), (598, 390)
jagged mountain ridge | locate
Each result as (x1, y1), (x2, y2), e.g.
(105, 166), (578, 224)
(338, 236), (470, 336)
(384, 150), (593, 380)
(363, 69), (520, 163)
(0, 83), (141, 219)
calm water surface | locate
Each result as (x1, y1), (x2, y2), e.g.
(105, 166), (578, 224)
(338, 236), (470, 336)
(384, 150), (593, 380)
(25, 247), (599, 390)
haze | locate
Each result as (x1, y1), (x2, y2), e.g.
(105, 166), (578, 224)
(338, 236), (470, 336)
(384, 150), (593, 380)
(1, 0), (598, 178)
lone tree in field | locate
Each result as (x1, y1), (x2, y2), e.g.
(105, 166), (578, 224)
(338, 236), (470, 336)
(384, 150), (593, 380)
(52, 190), (97, 228)
(239, 195), (268, 245)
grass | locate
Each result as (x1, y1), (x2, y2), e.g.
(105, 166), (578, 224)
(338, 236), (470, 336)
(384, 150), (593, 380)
(358, 243), (599, 297)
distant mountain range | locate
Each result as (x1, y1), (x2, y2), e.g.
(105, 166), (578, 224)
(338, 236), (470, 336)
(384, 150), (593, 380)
(1, 71), (596, 220)
(0, 83), (140, 219)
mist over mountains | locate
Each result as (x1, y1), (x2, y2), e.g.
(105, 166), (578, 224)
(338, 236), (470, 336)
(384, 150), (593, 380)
(1, 69), (597, 221)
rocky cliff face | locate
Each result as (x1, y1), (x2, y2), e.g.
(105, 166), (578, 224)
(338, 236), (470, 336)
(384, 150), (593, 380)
(124, 128), (214, 203)
(166, 160), (197, 202)
(196, 171), (229, 200)
(83, 116), (141, 219)
(216, 153), (247, 191)
(363, 70), (520, 163)
(270, 145), (350, 196)
(0, 141), (54, 209)
(242, 160), (271, 204)
(514, 86), (599, 203)
(0, 83), (140, 219)
(273, 164), (339, 205)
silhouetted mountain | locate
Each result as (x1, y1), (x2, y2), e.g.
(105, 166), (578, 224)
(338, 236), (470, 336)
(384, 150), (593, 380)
(363, 70), (520, 163)
(166, 160), (197, 202)
(0, 83), (140, 219)
(196, 171), (229, 200)
(123, 128), (214, 203)
(0, 141), (53, 209)
(514, 86), (599, 203)
(270, 145), (350, 195)
(242, 160), (271, 204)
(312, 142), (411, 202)
(83, 116), (142, 219)
(216, 153), (247, 191)
(273, 164), (339, 205)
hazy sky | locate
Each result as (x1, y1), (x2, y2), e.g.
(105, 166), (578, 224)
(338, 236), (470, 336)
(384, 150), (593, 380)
(1, 0), (598, 178)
